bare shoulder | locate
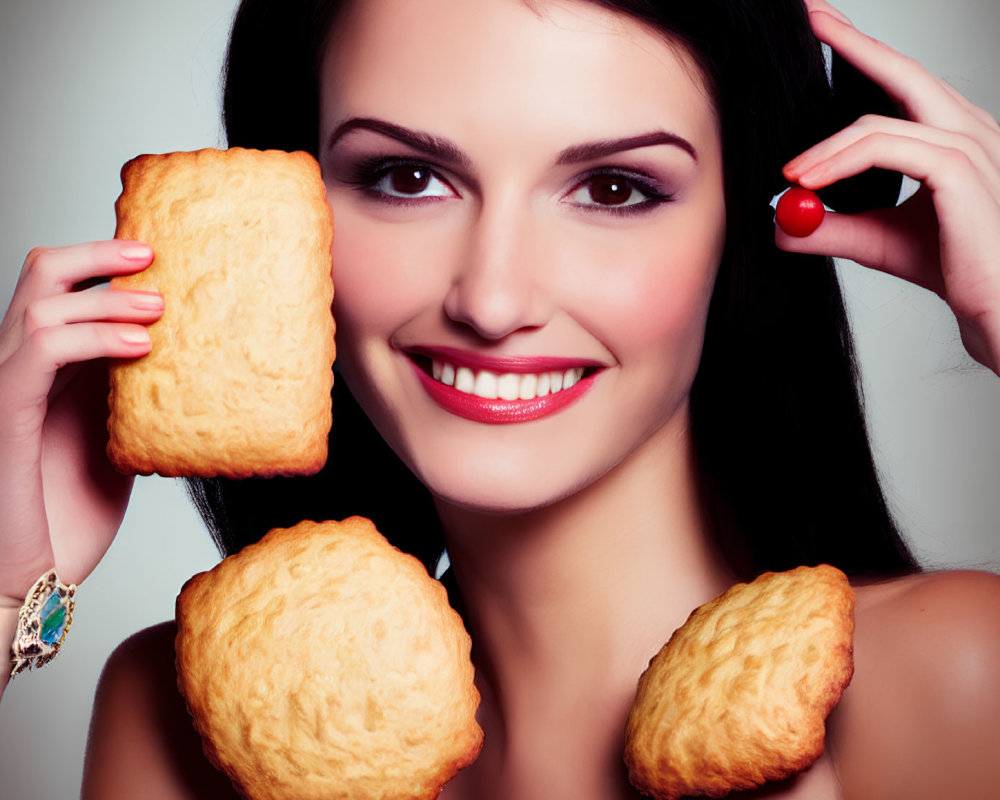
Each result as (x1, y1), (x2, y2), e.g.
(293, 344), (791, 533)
(852, 569), (1000, 681)
(829, 570), (1000, 799)
(82, 621), (240, 800)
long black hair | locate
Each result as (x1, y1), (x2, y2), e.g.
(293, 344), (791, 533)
(187, 0), (920, 579)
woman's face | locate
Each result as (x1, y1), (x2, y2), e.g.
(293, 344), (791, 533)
(319, 0), (726, 513)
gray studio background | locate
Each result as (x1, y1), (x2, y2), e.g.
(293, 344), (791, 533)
(1, 0), (998, 797)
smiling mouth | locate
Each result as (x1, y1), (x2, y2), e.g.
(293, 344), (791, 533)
(416, 356), (590, 401)
(405, 348), (603, 423)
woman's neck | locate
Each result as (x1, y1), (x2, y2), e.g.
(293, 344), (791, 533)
(435, 417), (735, 799)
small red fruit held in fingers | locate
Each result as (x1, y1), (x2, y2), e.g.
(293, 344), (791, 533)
(775, 187), (825, 237)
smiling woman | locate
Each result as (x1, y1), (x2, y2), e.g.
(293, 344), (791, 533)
(319, 0), (726, 517)
(1, 0), (999, 798)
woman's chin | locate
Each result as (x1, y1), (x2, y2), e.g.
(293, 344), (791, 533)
(422, 467), (587, 520)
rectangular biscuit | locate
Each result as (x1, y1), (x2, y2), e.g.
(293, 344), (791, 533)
(108, 148), (335, 478)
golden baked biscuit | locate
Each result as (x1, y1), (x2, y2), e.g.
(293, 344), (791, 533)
(108, 147), (335, 477)
(624, 564), (854, 799)
(175, 517), (483, 800)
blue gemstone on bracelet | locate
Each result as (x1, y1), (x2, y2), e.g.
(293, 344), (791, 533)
(40, 594), (67, 645)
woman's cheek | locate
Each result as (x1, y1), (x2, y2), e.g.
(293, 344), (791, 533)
(574, 214), (724, 358)
(331, 205), (451, 338)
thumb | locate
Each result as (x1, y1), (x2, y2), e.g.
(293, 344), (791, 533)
(775, 200), (942, 294)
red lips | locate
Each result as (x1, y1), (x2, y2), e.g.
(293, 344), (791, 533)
(408, 348), (602, 424)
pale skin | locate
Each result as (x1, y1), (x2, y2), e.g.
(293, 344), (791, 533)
(1, 0), (999, 798)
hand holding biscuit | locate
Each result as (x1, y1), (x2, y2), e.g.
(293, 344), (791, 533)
(0, 240), (164, 698)
(0, 241), (163, 608)
(0, 146), (336, 671)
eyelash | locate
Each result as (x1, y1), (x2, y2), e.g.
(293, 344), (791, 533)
(342, 156), (457, 206)
(566, 167), (674, 217)
(341, 156), (674, 216)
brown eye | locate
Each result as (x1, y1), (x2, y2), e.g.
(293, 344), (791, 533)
(389, 167), (432, 195)
(368, 162), (455, 200)
(587, 175), (634, 205)
(564, 170), (669, 215)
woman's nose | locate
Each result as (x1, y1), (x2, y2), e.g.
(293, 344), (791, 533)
(442, 198), (553, 341)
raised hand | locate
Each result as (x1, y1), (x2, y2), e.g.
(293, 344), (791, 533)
(0, 242), (163, 605)
(779, 1), (1000, 375)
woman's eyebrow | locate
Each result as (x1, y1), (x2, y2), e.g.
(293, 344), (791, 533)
(556, 131), (698, 164)
(325, 117), (697, 166)
(324, 117), (473, 171)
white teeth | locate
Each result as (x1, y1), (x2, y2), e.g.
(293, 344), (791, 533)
(473, 371), (499, 399)
(428, 360), (588, 401)
(455, 366), (475, 394)
(497, 373), (520, 401)
(440, 362), (456, 387)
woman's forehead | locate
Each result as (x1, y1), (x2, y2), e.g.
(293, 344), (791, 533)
(319, 0), (718, 152)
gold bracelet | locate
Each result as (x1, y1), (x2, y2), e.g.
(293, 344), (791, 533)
(9, 569), (76, 678)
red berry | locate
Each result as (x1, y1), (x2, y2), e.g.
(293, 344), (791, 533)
(775, 187), (825, 237)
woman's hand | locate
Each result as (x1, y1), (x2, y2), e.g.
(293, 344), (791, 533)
(778, 0), (1000, 375)
(0, 242), (163, 605)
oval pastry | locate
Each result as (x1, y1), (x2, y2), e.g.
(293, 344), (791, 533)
(625, 564), (855, 799)
(175, 517), (482, 800)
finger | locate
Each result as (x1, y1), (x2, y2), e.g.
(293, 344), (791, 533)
(792, 130), (999, 205)
(1, 242), (155, 359)
(5, 322), (152, 422)
(801, 0), (853, 26)
(11, 241), (154, 302)
(791, 134), (1000, 303)
(21, 288), (164, 338)
(808, 10), (976, 133)
(28, 321), (153, 373)
(776, 204), (940, 291)
(0, 288), (162, 364)
(785, 117), (1000, 201)
(939, 81), (1000, 133)
(781, 176), (1000, 324)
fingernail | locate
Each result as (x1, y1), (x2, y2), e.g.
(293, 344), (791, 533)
(120, 244), (153, 262)
(130, 291), (164, 311)
(796, 167), (825, 189)
(121, 327), (152, 346)
(810, 8), (854, 27)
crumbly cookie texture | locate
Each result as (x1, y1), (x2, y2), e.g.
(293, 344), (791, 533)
(175, 517), (483, 800)
(108, 147), (335, 477)
(624, 564), (855, 799)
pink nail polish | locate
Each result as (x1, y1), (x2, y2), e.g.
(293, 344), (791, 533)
(121, 245), (153, 262)
(130, 292), (164, 311)
(121, 327), (152, 346)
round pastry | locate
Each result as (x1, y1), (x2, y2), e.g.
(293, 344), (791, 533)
(624, 564), (855, 799)
(175, 517), (483, 800)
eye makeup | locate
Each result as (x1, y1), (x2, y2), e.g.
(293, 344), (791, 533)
(331, 150), (677, 218)
(336, 154), (461, 206)
(561, 166), (675, 217)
